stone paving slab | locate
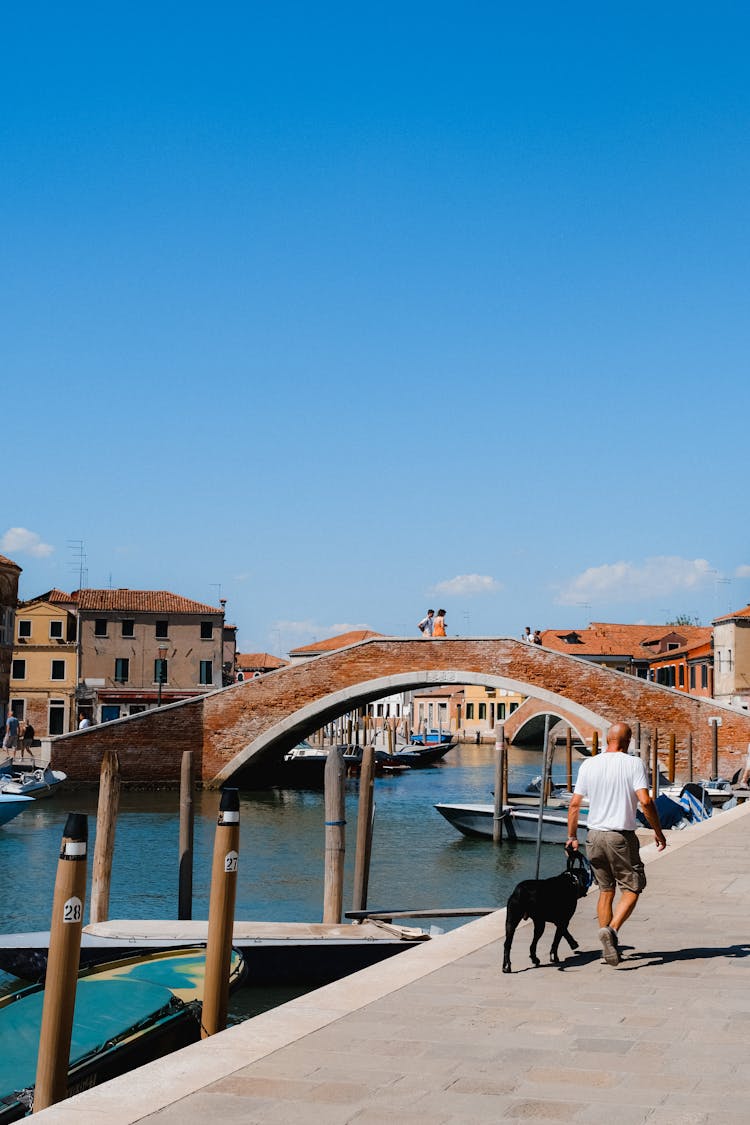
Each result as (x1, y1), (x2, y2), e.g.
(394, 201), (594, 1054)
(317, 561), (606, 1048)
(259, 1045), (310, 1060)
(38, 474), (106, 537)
(35, 801), (750, 1125)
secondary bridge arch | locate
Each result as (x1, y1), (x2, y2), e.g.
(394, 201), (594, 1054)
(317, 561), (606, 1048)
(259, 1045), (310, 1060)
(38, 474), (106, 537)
(48, 637), (750, 786)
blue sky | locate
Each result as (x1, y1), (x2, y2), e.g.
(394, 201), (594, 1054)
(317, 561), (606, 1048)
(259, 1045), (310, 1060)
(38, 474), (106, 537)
(3, 4), (749, 653)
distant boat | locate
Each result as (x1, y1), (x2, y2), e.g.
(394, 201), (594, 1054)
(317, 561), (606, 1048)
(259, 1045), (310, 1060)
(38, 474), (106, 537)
(0, 793), (34, 829)
(0, 919), (429, 987)
(409, 729), (454, 746)
(390, 741), (457, 767)
(434, 801), (587, 844)
(0, 946), (245, 1123)
(0, 762), (66, 800)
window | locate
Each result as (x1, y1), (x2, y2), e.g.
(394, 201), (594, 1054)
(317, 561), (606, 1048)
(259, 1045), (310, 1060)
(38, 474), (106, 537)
(199, 660), (213, 685)
(689, 666), (696, 690)
(94, 619), (107, 637)
(200, 621), (213, 639)
(155, 620), (168, 639)
(478, 703), (487, 720)
(49, 700), (65, 736)
(51, 660), (65, 681)
(497, 702), (506, 720)
(18, 619), (31, 639)
(701, 664), (708, 689)
(11, 699), (25, 720)
(509, 701), (519, 714)
(49, 619), (63, 639)
(678, 666), (685, 687)
(122, 619), (135, 638)
(11, 659), (26, 680)
(115, 658), (130, 683)
(154, 658), (168, 684)
(465, 703), (474, 720)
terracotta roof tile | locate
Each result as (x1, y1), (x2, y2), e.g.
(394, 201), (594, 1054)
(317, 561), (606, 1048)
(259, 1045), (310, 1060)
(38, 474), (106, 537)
(713, 604), (750, 623)
(0, 554), (21, 570)
(289, 629), (384, 655)
(75, 589), (223, 615)
(236, 652), (288, 670)
(540, 623), (711, 659)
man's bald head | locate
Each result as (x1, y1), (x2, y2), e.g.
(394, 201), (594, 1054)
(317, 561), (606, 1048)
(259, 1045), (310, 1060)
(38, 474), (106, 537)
(606, 722), (632, 752)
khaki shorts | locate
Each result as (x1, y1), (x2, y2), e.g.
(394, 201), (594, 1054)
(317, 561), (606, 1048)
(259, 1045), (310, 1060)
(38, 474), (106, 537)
(586, 830), (646, 895)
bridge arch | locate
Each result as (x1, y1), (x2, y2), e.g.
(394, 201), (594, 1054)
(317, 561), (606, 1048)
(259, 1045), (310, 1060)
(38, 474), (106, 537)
(47, 637), (750, 786)
(213, 668), (608, 784)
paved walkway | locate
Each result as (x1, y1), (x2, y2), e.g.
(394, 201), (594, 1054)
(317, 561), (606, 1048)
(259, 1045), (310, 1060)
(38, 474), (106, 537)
(39, 802), (750, 1125)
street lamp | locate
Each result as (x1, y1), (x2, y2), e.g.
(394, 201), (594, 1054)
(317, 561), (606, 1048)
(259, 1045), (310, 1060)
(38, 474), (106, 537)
(157, 644), (168, 707)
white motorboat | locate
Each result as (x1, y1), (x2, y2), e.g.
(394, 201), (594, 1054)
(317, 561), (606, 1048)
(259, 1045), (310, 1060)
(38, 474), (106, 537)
(435, 801), (587, 844)
(0, 762), (67, 799)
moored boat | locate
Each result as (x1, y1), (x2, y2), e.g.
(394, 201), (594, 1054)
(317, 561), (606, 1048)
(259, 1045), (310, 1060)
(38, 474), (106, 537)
(0, 918), (430, 987)
(0, 793), (34, 829)
(0, 763), (66, 800)
(0, 946), (245, 1122)
(409, 729), (454, 746)
(434, 801), (587, 844)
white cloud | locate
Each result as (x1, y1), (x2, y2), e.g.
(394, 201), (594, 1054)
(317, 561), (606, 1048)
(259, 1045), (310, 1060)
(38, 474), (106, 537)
(431, 574), (501, 597)
(0, 527), (54, 558)
(556, 556), (714, 606)
(735, 564), (750, 578)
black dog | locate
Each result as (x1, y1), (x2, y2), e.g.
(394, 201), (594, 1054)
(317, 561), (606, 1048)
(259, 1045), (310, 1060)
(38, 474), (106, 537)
(502, 848), (591, 974)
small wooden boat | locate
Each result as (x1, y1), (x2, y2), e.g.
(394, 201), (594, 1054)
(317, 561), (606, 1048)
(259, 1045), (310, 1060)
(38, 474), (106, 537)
(0, 946), (245, 1122)
(0, 918), (429, 987)
(0, 763), (66, 799)
(434, 801), (587, 844)
(0, 793), (34, 829)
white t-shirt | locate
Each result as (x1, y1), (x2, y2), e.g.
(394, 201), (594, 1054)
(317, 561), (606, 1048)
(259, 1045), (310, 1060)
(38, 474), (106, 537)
(574, 751), (649, 831)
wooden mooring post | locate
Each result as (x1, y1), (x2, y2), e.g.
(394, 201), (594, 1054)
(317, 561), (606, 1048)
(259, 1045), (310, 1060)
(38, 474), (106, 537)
(89, 751), (120, 925)
(667, 733), (676, 783)
(352, 745), (375, 913)
(711, 719), (719, 778)
(565, 726), (573, 792)
(493, 724), (505, 844)
(687, 732), (693, 782)
(591, 730), (599, 756)
(323, 746), (346, 923)
(178, 750), (194, 921)
(652, 729), (659, 797)
(34, 813), (88, 1113)
(201, 789), (240, 1038)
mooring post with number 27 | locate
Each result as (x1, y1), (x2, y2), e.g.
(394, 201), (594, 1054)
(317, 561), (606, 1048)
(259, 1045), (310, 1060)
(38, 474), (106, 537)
(201, 789), (240, 1038)
(33, 813), (88, 1114)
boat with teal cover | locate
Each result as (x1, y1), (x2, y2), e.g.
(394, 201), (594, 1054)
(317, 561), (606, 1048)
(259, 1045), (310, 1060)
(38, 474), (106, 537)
(0, 946), (245, 1122)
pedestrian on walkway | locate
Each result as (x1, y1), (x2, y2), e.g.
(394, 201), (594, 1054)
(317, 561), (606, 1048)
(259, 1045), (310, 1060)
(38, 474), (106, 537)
(532, 629), (542, 645)
(432, 609), (447, 637)
(20, 721), (35, 762)
(417, 609), (435, 637)
(566, 721), (666, 966)
(2, 713), (19, 758)
(521, 626), (532, 642)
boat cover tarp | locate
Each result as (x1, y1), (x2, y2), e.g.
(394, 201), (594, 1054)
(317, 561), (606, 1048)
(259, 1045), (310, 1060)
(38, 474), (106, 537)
(636, 794), (687, 830)
(0, 976), (177, 1096)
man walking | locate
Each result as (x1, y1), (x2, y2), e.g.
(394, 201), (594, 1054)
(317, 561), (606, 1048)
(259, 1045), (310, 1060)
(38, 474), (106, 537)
(566, 721), (666, 966)
(417, 609), (435, 637)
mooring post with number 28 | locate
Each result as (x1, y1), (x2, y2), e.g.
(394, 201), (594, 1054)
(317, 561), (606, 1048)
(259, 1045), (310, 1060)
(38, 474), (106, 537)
(201, 789), (240, 1038)
(33, 813), (88, 1114)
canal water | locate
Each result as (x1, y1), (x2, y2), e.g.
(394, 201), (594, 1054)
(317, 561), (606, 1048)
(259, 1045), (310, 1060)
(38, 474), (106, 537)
(0, 743), (582, 1019)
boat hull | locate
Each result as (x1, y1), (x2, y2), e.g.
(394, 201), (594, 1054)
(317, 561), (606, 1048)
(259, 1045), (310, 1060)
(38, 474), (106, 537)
(0, 794), (34, 828)
(435, 802), (586, 844)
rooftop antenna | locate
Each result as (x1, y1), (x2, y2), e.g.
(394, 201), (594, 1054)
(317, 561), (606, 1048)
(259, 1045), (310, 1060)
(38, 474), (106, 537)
(67, 540), (88, 590)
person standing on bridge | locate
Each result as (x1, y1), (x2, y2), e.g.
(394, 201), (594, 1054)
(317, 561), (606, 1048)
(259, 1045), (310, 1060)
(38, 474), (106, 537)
(566, 721), (666, 966)
(432, 609), (447, 637)
(417, 609), (435, 636)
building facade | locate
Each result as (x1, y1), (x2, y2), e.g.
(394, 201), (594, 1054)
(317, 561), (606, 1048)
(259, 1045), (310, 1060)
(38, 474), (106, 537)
(76, 589), (225, 722)
(0, 554), (22, 723)
(9, 590), (78, 735)
(712, 604), (750, 711)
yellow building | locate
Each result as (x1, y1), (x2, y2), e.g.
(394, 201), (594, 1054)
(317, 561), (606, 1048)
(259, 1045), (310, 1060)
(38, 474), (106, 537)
(458, 684), (525, 742)
(9, 590), (78, 737)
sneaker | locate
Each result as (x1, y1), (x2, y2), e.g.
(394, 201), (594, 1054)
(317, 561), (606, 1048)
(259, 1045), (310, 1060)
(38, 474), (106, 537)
(598, 926), (621, 966)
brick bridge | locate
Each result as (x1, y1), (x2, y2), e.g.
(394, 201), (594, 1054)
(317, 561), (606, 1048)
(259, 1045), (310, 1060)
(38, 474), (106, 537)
(48, 637), (750, 786)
